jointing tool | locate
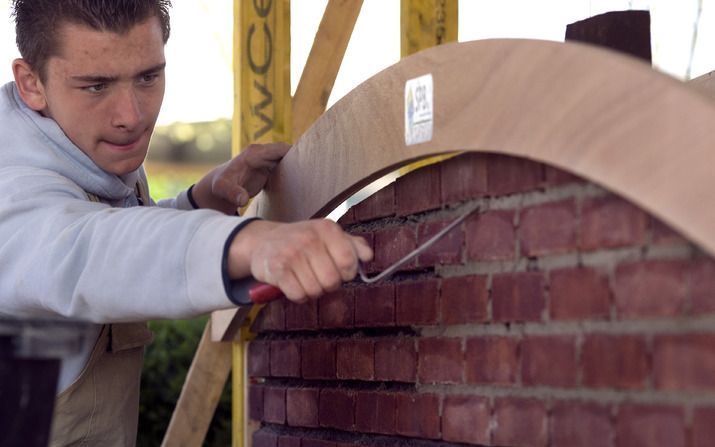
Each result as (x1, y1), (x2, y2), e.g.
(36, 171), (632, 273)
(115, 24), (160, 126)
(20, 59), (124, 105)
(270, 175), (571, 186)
(237, 203), (480, 305)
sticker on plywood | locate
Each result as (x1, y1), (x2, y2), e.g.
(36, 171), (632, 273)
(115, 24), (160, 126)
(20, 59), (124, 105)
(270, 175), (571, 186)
(405, 74), (433, 145)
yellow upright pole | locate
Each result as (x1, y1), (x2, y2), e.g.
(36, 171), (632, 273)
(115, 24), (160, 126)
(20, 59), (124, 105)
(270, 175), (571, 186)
(232, 1), (291, 446)
(400, 0), (458, 172)
(400, 0), (458, 58)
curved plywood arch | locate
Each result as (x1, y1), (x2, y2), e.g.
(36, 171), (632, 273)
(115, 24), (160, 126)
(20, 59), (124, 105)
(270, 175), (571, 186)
(247, 38), (715, 258)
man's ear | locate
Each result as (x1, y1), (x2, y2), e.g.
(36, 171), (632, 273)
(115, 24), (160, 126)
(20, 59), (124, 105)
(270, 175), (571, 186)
(12, 59), (47, 111)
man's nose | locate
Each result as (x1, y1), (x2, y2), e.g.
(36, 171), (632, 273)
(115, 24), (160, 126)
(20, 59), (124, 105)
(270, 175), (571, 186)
(111, 87), (143, 130)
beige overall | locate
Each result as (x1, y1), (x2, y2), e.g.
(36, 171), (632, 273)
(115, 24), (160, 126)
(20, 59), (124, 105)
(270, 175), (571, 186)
(49, 182), (154, 447)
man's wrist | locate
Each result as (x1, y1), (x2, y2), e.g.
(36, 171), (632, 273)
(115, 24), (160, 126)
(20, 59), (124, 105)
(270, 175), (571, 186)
(187, 184), (200, 209)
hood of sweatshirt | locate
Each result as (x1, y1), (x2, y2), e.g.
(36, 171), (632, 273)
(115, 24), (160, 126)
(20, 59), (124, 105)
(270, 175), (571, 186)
(0, 82), (142, 206)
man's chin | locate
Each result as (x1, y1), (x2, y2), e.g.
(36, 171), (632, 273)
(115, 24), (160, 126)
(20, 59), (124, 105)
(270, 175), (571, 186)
(98, 156), (146, 177)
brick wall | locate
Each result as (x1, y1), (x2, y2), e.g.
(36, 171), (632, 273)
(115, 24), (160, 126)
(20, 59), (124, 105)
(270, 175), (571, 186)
(247, 152), (715, 447)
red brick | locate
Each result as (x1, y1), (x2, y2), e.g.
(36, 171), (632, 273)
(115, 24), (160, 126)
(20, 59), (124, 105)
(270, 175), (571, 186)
(690, 259), (715, 315)
(354, 284), (395, 327)
(544, 165), (583, 186)
(616, 404), (685, 447)
(550, 401), (614, 447)
(465, 210), (516, 261)
(580, 196), (648, 250)
(522, 336), (577, 387)
(614, 260), (688, 318)
(440, 275), (488, 324)
(337, 206), (355, 226)
(418, 337), (463, 383)
(654, 334), (715, 391)
(487, 154), (544, 196)
(277, 436), (301, 447)
(375, 337), (417, 382)
(319, 288), (355, 329)
(396, 163), (441, 216)
(353, 182), (395, 221)
(270, 339), (300, 378)
(693, 407), (715, 447)
(492, 272), (545, 322)
(319, 389), (354, 430)
(248, 340), (270, 377)
(249, 385), (263, 421)
(302, 439), (336, 447)
(286, 388), (319, 427)
(263, 387), (286, 424)
(285, 299), (318, 331)
(251, 299), (285, 332)
(395, 393), (441, 439)
(355, 391), (396, 434)
(550, 267), (611, 320)
(520, 200), (578, 256)
(650, 216), (687, 245)
(465, 336), (519, 384)
(301, 339), (336, 380)
(416, 218), (464, 266)
(337, 339), (374, 380)
(373, 225), (417, 272)
(493, 397), (548, 447)
(442, 395), (490, 444)
(253, 430), (278, 447)
(396, 279), (439, 325)
(581, 335), (649, 389)
(440, 153), (488, 203)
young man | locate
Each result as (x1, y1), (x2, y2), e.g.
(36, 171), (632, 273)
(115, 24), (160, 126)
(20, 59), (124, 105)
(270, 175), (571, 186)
(1, 1), (372, 445)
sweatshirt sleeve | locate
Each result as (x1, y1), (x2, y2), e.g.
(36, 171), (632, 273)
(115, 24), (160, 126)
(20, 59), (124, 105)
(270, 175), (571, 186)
(0, 168), (249, 323)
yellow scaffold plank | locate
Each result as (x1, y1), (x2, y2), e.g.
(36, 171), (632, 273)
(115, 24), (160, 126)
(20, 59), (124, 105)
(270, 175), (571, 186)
(231, 1), (291, 447)
(400, 0), (458, 172)
(401, 0), (458, 58)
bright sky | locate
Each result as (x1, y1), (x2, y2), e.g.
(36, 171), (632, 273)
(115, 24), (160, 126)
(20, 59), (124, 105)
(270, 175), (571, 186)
(1, 0), (713, 126)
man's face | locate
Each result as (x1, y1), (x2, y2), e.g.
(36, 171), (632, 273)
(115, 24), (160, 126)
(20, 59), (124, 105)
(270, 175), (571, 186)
(34, 18), (166, 176)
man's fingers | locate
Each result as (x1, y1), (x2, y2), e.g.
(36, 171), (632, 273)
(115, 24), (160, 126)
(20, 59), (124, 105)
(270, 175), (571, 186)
(213, 175), (248, 206)
(244, 142), (291, 166)
(351, 235), (374, 263)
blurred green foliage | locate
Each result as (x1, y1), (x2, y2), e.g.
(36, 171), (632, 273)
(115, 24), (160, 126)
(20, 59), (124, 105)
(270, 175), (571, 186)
(137, 318), (232, 447)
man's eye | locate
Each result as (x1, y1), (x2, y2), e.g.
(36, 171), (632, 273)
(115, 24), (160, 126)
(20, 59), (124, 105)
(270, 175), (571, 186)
(84, 84), (106, 93)
(140, 74), (159, 84)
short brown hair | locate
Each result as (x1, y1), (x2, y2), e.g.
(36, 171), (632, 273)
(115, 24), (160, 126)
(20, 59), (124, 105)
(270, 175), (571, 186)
(12, 0), (172, 80)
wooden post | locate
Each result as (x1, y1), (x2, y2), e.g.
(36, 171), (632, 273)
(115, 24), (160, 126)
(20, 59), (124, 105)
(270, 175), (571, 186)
(400, 0), (458, 172)
(160, 321), (232, 447)
(232, 1), (291, 446)
(292, 0), (363, 138)
(400, 0), (458, 58)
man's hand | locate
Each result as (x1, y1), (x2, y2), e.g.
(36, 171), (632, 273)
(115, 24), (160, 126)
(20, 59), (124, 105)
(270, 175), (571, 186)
(228, 219), (373, 303)
(192, 143), (290, 214)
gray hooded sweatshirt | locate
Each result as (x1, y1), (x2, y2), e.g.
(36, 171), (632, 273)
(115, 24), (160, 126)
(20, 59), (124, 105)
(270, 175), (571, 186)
(0, 82), (250, 389)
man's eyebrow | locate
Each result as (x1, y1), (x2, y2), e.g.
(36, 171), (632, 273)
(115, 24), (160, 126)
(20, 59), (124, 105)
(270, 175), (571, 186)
(136, 62), (166, 78)
(70, 63), (166, 83)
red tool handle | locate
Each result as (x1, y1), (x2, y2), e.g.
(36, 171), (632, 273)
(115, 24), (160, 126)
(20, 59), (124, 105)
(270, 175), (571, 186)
(249, 283), (284, 304)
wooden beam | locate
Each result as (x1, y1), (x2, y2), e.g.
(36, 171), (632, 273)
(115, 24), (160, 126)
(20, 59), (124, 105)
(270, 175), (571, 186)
(292, 0), (363, 138)
(161, 321), (232, 447)
(399, 0), (458, 172)
(233, 0), (292, 150)
(400, 0), (458, 58)
(230, 2), (292, 446)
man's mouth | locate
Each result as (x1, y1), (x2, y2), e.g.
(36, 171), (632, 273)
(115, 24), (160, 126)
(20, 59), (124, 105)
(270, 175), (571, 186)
(102, 135), (143, 152)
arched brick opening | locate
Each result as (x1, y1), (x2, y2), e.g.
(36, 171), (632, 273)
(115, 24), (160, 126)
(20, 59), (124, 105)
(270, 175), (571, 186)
(247, 153), (715, 447)
(215, 39), (715, 447)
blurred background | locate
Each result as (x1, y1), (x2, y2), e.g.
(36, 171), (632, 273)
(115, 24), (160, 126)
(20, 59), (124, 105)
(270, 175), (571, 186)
(2, 1), (714, 445)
